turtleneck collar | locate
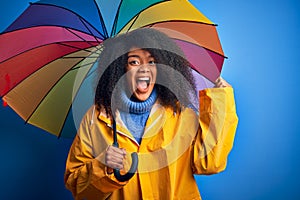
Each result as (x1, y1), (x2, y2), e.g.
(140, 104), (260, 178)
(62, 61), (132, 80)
(118, 87), (158, 114)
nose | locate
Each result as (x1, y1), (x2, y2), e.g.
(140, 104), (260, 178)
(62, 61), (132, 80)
(138, 64), (150, 73)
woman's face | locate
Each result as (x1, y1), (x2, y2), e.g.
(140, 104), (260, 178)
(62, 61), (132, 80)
(126, 48), (157, 101)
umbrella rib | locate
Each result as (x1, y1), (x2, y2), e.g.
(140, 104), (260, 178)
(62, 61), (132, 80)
(116, 2), (218, 35)
(0, 40), (99, 65)
(191, 64), (220, 84)
(1, 25), (104, 44)
(144, 20), (225, 58)
(172, 38), (227, 59)
(125, 13), (140, 34)
(69, 60), (99, 71)
(24, 57), (84, 123)
(147, 20), (217, 28)
(114, 0), (175, 35)
(65, 27), (102, 53)
(62, 56), (100, 59)
(111, 0), (167, 35)
(57, 58), (99, 138)
(57, 32), (101, 55)
(58, 42), (95, 52)
(1, 43), (99, 98)
(30, 2), (107, 39)
(176, 39), (225, 78)
(91, 0), (109, 38)
(77, 64), (98, 80)
(110, 0), (124, 37)
(24, 56), (96, 126)
(77, 17), (106, 47)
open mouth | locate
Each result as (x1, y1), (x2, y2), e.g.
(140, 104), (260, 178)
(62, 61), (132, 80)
(136, 77), (150, 91)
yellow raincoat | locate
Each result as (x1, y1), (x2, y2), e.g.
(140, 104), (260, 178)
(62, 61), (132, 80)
(64, 87), (238, 200)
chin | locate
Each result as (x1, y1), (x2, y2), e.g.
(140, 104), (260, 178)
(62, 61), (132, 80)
(133, 93), (151, 102)
(131, 83), (155, 101)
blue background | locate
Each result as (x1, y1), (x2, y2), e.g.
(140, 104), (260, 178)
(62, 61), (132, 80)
(0, 0), (299, 199)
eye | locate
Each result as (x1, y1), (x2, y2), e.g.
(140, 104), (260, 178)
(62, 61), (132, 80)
(128, 60), (140, 66)
(149, 60), (156, 65)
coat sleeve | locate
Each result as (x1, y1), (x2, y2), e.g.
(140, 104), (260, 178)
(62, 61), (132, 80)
(64, 110), (127, 200)
(191, 87), (238, 175)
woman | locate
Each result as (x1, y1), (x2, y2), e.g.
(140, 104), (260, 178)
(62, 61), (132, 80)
(64, 28), (238, 199)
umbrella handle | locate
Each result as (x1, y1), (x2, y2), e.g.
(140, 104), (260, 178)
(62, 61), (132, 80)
(112, 119), (138, 182)
(113, 150), (138, 182)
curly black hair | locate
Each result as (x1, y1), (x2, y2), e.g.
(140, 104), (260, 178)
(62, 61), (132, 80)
(95, 28), (197, 116)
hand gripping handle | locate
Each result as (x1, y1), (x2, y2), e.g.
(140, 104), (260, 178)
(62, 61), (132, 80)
(112, 119), (138, 182)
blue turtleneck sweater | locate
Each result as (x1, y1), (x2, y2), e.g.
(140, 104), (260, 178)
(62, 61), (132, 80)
(118, 88), (157, 144)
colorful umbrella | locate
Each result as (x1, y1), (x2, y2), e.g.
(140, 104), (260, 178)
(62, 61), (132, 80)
(0, 0), (225, 138)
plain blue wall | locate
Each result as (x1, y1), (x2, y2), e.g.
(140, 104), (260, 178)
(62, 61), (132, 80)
(0, 0), (299, 199)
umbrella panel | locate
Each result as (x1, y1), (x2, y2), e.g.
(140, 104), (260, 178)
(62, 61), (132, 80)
(175, 40), (223, 82)
(149, 21), (224, 57)
(0, 26), (101, 63)
(3, 47), (100, 136)
(0, 41), (100, 97)
(4, 3), (106, 39)
(118, 0), (213, 35)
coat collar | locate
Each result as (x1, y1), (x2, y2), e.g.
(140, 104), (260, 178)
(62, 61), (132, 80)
(96, 102), (169, 146)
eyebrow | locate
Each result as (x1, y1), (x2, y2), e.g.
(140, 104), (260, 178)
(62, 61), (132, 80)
(128, 55), (140, 58)
(127, 54), (154, 59)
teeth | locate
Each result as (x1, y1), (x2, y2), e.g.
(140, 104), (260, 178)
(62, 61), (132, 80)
(137, 77), (150, 81)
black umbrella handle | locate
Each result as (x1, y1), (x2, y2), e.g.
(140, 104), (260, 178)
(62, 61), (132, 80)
(112, 119), (138, 182)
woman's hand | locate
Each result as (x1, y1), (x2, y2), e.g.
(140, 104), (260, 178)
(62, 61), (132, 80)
(105, 145), (127, 174)
(214, 77), (232, 88)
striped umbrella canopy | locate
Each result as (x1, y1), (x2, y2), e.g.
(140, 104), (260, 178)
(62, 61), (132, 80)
(0, 0), (225, 138)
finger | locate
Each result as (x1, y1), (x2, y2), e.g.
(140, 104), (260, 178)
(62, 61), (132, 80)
(105, 146), (127, 169)
(106, 156), (124, 167)
(120, 148), (127, 156)
(214, 77), (221, 84)
(220, 79), (231, 87)
(105, 153), (125, 169)
(105, 159), (124, 169)
(214, 77), (222, 87)
(214, 81), (222, 88)
(106, 148), (126, 161)
(216, 82), (226, 88)
(214, 77), (231, 88)
(110, 146), (127, 155)
(107, 146), (126, 157)
(115, 148), (127, 157)
(106, 152), (125, 162)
